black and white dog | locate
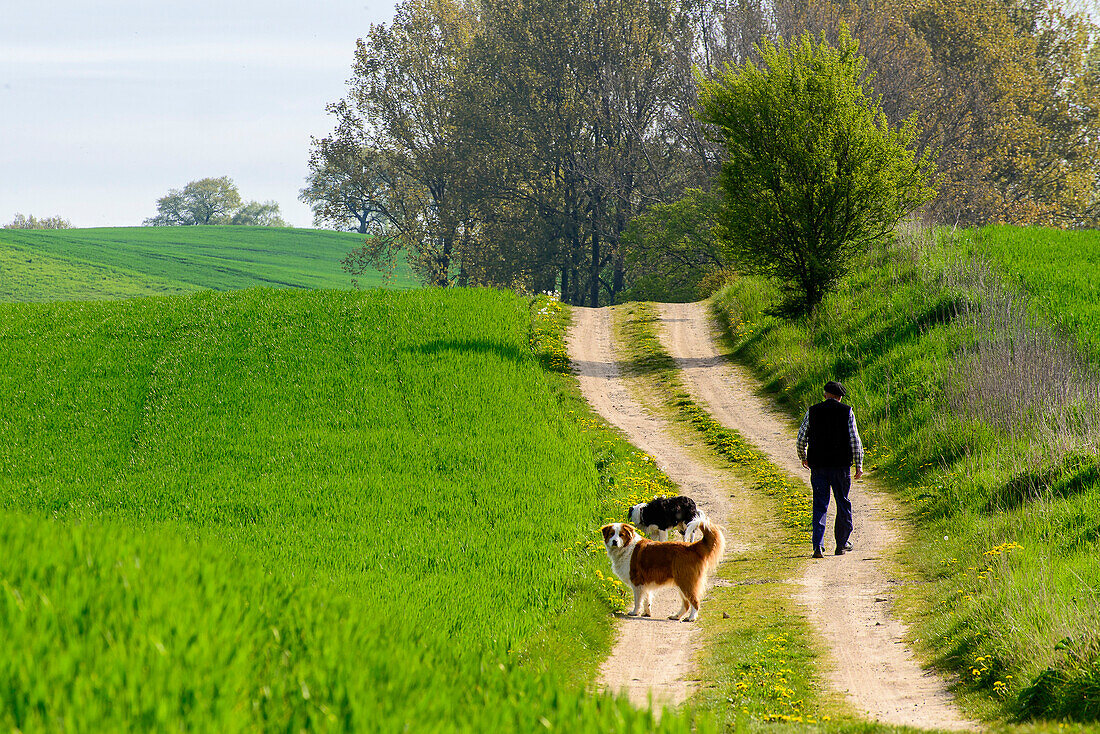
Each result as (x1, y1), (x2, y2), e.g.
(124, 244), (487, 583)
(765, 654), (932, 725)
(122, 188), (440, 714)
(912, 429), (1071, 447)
(628, 495), (702, 542)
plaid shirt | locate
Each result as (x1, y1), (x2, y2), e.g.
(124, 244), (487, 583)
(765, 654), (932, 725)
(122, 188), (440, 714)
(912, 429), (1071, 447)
(796, 399), (864, 469)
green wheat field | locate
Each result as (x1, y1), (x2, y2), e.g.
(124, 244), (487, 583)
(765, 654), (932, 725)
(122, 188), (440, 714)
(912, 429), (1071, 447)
(966, 224), (1100, 359)
(0, 226), (416, 302)
(0, 287), (704, 731)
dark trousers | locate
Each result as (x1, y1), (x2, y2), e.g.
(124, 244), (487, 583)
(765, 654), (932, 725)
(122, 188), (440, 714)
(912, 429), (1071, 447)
(810, 467), (853, 551)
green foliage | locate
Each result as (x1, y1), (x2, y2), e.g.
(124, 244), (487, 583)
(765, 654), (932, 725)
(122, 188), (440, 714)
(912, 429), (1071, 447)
(749, 0), (1100, 227)
(337, 0), (481, 288)
(230, 200), (287, 227)
(144, 176), (243, 226)
(308, 0), (1100, 300)
(4, 213), (71, 229)
(1019, 638), (1100, 722)
(143, 177), (286, 227)
(710, 224), (1100, 722)
(697, 25), (936, 314)
(906, 0), (1100, 226)
(300, 132), (384, 234)
(0, 226), (416, 302)
(324, 0), (707, 303)
(620, 189), (726, 304)
(0, 288), (709, 731)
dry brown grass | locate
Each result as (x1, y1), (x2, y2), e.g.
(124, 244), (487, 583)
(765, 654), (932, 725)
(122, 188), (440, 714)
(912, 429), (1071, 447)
(899, 222), (1100, 459)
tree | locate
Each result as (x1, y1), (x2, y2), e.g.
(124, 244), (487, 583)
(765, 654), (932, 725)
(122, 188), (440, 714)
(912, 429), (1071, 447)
(777, 0), (1100, 227)
(5, 213), (72, 229)
(918, 0), (1100, 227)
(144, 177), (286, 226)
(144, 177), (242, 225)
(230, 200), (287, 227)
(470, 0), (696, 304)
(620, 188), (725, 302)
(906, 0), (1065, 225)
(300, 132), (387, 234)
(697, 26), (936, 314)
(338, 0), (482, 287)
(316, 0), (1100, 298)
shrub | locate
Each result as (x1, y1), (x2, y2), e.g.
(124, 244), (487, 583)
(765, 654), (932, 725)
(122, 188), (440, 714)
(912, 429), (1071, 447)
(697, 25), (935, 314)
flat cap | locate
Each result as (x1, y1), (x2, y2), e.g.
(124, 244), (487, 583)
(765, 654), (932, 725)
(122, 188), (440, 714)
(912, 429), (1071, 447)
(824, 380), (846, 397)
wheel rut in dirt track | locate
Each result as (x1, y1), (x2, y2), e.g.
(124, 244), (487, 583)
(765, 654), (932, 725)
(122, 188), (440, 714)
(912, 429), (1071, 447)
(655, 301), (975, 731)
(567, 306), (747, 709)
(567, 302), (976, 730)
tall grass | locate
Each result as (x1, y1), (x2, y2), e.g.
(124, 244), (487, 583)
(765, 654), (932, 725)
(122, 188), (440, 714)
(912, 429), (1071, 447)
(0, 288), (706, 731)
(0, 226), (416, 302)
(711, 223), (1100, 722)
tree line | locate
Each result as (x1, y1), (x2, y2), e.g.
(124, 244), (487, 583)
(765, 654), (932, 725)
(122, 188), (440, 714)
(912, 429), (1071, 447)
(4, 214), (72, 230)
(300, 0), (1100, 305)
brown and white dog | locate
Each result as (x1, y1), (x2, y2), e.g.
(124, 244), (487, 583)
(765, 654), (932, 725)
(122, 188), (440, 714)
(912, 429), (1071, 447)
(600, 515), (725, 622)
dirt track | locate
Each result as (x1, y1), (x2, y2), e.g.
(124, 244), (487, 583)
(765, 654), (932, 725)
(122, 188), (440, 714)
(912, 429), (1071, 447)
(568, 303), (975, 730)
(567, 305), (741, 707)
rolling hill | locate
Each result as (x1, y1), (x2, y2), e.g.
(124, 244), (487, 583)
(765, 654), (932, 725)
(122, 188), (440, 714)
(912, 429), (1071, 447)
(0, 226), (416, 302)
(0, 287), (696, 731)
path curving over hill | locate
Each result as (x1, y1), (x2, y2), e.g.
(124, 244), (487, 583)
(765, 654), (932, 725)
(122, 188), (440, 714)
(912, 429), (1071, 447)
(568, 306), (744, 708)
(568, 302), (975, 730)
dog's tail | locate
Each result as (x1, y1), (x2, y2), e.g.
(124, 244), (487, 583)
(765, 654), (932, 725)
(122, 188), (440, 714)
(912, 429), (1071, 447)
(687, 512), (725, 573)
(683, 511), (710, 542)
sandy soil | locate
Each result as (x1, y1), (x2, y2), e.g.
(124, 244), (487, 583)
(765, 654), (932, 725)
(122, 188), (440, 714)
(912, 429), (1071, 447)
(567, 302), (975, 730)
(568, 306), (748, 708)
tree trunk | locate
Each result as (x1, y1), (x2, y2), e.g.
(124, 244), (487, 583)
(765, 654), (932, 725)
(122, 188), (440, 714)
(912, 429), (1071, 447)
(590, 226), (600, 307)
(435, 234), (453, 287)
(611, 190), (629, 300)
(612, 250), (625, 300)
(569, 229), (582, 305)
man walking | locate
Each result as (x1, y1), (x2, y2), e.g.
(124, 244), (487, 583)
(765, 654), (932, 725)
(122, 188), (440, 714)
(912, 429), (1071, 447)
(796, 380), (864, 558)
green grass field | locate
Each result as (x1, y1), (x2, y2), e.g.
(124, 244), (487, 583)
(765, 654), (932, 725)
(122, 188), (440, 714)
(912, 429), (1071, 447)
(963, 224), (1100, 359)
(0, 226), (416, 302)
(711, 225), (1100, 724)
(0, 288), (707, 732)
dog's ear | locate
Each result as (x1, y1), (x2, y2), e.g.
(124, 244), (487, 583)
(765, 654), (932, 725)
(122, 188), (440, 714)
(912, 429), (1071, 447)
(601, 525), (614, 542)
(620, 524), (634, 542)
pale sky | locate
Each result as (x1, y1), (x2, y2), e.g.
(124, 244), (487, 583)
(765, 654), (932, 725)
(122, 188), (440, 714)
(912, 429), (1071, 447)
(1, 1), (397, 229)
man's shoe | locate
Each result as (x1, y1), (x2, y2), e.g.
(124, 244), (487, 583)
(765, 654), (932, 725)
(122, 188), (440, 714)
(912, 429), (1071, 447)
(835, 541), (854, 556)
(812, 547), (825, 558)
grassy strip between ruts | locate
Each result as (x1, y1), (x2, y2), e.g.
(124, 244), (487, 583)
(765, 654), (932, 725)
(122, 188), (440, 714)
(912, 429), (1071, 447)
(610, 301), (857, 730)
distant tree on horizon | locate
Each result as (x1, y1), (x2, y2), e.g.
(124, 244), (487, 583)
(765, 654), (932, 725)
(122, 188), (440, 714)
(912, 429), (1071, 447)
(300, 133), (386, 234)
(144, 177), (287, 227)
(230, 200), (288, 227)
(5, 213), (72, 230)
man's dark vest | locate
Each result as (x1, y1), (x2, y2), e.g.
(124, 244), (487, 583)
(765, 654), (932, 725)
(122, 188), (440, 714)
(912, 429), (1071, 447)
(806, 399), (853, 468)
